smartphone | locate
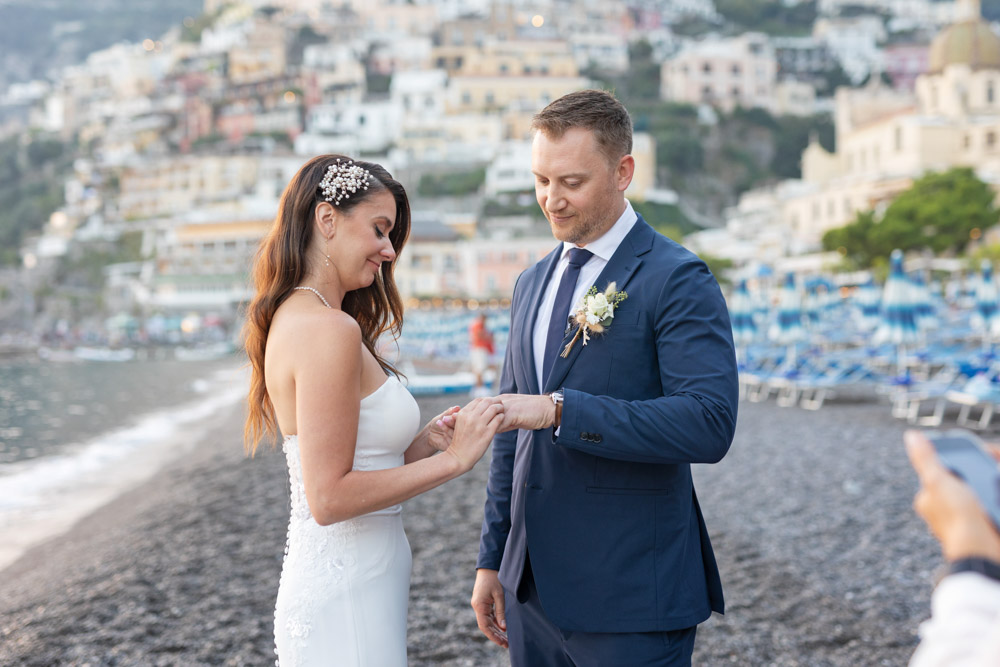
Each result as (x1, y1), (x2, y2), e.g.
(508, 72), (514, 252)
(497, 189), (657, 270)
(923, 429), (1000, 533)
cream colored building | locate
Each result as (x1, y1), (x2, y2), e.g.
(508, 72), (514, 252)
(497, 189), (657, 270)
(118, 155), (261, 221)
(780, 0), (1000, 249)
(227, 18), (287, 84)
(151, 216), (270, 309)
(395, 237), (558, 299)
(660, 33), (778, 112)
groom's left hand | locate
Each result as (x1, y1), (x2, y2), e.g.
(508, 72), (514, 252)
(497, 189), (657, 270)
(496, 394), (556, 432)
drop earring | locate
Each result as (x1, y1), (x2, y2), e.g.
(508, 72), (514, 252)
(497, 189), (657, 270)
(324, 237), (332, 267)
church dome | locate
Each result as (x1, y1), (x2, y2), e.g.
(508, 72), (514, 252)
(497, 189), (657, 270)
(928, 19), (1000, 74)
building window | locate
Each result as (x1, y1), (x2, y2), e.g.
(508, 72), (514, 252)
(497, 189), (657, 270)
(965, 133), (972, 149)
(988, 131), (996, 150)
(731, 64), (741, 76)
(895, 126), (903, 152)
(702, 86), (712, 101)
(990, 81), (996, 104)
(702, 62), (712, 74)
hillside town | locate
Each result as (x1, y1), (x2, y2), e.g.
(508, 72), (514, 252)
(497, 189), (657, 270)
(0, 0), (997, 346)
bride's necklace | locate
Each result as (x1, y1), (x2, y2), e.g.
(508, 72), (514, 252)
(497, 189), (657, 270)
(293, 286), (332, 309)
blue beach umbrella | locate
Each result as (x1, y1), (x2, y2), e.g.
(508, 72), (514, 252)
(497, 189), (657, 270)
(875, 250), (920, 346)
(769, 273), (805, 350)
(972, 259), (1000, 339)
(728, 280), (758, 346)
(853, 276), (881, 331)
(910, 270), (937, 332)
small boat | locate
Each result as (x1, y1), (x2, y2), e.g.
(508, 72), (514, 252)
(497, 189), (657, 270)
(73, 346), (136, 362)
(174, 342), (236, 361)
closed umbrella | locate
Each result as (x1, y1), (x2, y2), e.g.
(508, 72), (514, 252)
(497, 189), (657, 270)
(769, 272), (805, 366)
(875, 250), (920, 375)
(853, 276), (881, 332)
(972, 259), (1000, 341)
(728, 280), (758, 346)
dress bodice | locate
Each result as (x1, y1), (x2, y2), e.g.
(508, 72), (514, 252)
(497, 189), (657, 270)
(282, 374), (421, 522)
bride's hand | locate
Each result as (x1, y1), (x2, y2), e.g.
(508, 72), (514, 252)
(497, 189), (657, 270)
(445, 397), (504, 473)
(424, 405), (460, 452)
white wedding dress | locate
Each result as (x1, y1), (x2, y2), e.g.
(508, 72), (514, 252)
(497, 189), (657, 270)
(274, 375), (421, 666)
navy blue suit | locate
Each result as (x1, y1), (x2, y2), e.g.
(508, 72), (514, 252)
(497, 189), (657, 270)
(477, 216), (738, 645)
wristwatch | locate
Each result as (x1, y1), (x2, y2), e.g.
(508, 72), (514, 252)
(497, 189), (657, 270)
(549, 390), (564, 427)
(949, 557), (1000, 583)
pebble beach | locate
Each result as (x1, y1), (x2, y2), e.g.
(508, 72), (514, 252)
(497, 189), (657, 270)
(0, 393), (946, 666)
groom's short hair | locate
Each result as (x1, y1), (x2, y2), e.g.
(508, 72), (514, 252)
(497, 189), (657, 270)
(531, 89), (633, 166)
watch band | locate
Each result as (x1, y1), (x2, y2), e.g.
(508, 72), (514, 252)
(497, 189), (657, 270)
(549, 391), (563, 427)
(949, 557), (1000, 583)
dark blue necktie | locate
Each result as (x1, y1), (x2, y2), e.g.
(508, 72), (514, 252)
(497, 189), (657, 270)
(543, 248), (593, 385)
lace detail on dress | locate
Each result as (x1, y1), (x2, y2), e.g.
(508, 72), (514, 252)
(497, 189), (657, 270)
(277, 436), (360, 666)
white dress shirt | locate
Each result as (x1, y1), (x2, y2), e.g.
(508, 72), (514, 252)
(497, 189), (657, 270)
(532, 200), (638, 390)
(909, 572), (1000, 666)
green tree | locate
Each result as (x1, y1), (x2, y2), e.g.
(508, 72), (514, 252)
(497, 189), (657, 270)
(715, 0), (817, 36)
(418, 168), (486, 197)
(822, 210), (878, 268)
(822, 168), (1000, 267)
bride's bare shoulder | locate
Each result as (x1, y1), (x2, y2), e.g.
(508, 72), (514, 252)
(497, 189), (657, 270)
(267, 302), (361, 351)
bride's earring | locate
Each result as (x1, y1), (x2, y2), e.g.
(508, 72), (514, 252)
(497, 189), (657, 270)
(324, 236), (332, 267)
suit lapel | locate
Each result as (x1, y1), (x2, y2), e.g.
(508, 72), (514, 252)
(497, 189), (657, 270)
(542, 218), (655, 393)
(519, 243), (563, 396)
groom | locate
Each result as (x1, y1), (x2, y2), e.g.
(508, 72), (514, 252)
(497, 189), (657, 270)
(471, 89), (739, 665)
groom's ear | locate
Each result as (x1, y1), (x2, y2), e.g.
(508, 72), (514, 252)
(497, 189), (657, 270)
(615, 155), (635, 193)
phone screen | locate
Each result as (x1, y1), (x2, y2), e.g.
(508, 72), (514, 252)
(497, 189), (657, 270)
(928, 434), (1000, 532)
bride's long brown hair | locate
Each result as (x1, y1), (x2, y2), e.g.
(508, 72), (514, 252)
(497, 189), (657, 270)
(242, 155), (411, 455)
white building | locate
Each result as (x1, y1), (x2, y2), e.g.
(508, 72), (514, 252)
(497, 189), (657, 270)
(298, 100), (403, 154)
(813, 16), (887, 84)
(485, 141), (533, 196)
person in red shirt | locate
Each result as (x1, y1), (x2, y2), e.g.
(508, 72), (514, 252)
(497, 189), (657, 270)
(469, 312), (495, 397)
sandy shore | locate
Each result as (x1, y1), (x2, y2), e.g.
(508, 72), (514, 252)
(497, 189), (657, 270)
(0, 395), (946, 666)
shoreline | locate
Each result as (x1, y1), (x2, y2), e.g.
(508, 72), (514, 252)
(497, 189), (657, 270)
(0, 362), (248, 573)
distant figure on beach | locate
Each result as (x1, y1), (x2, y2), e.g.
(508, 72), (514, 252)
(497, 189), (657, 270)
(469, 312), (495, 397)
(905, 431), (1000, 666)
(471, 89), (739, 666)
(242, 154), (504, 666)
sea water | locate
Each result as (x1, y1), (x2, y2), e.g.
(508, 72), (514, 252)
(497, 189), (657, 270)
(0, 355), (248, 570)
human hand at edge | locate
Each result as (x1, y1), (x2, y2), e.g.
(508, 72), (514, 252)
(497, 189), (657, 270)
(905, 430), (1000, 562)
(471, 568), (508, 648)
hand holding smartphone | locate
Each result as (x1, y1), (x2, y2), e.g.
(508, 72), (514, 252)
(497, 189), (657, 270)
(921, 429), (1000, 533)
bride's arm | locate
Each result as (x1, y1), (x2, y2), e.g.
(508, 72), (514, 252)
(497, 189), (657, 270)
(293, 311), (500, 525)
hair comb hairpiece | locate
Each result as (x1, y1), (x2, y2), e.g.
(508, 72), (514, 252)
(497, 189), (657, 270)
(318, 159), (370, 205)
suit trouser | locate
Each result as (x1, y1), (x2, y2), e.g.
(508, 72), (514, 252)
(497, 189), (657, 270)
(504, 555), (697, 667)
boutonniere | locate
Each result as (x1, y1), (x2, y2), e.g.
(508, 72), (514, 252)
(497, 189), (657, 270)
(561, 282), (629, 357)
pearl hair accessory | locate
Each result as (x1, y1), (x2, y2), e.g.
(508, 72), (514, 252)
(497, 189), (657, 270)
(318, 159), (370, 205)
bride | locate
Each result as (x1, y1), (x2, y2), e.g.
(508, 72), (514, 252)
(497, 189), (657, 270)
(243, 155), (503, 666)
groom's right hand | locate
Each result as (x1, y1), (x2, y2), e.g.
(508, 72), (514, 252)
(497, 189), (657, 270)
(471, 568), (508, 648)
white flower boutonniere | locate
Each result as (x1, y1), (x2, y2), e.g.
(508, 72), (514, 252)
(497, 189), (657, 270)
(560, 282), (629, 358)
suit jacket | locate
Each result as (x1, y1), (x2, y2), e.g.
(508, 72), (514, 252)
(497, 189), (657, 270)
(477, 216), (739, 633)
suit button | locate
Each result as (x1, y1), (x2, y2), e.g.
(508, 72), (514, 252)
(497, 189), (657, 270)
(580, 431), (588, 440)
(594, 434), (603, 443)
